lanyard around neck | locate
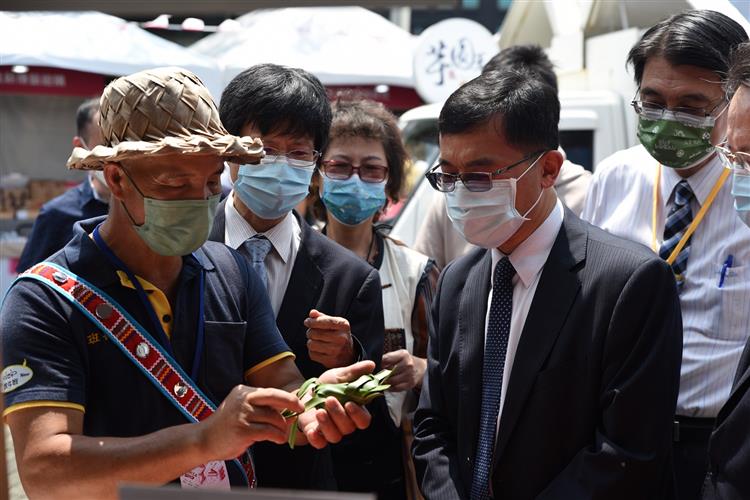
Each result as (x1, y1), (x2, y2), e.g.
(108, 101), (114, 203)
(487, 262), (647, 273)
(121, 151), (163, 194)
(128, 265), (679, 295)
(92, 224), (206, 381)
(650, 163), (730, 265)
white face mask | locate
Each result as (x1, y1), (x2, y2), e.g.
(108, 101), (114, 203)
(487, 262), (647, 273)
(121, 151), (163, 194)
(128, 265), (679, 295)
(444, 155), (544, 249)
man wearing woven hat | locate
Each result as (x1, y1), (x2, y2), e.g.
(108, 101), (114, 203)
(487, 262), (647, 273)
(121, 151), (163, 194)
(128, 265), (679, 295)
(0, 67), (373, 499)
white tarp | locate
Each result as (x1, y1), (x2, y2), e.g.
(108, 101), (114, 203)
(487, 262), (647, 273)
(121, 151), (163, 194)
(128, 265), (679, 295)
(191, 7), (417, 91)
(0, 11), (223, 100)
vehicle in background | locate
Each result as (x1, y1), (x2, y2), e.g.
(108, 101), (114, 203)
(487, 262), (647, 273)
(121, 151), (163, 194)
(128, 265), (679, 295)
(390, 90), (631, 247)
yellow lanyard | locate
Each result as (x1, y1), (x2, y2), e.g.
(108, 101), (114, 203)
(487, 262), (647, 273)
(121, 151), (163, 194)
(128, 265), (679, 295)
(651, 163), (730, 265)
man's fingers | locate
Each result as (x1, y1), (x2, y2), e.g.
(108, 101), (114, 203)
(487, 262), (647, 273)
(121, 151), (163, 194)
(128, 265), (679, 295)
(304, 315), (350, 331)
(333, 360), (376, 382)
(307, 339), (339, 356)
(385, 373), (409, 389)
(324, 397), (357, 436)
(300, 413), (330, 449)
(381, 351), (398, 367)
(317, 360), (376, 384)
(239, 404), (290, 431)
(314, 407), (343, 444)
(308, 309), (323, 319)
(306, 329), (348, 344)
(241, 422), (289, 445)
(244, 387), (304, 413)
(344, 401), (371, 430)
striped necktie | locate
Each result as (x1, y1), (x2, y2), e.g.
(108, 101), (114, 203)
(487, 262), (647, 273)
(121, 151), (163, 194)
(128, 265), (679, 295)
(470, 257), (515, 500)
(240, 235), (272, 289)
(659, 180), (695, 287)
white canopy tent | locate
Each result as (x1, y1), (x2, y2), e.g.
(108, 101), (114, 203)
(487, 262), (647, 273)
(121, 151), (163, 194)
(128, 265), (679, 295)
(0, 11), (225, 182)
(191, 7), (417, 91)
(0, 11), (223, 99)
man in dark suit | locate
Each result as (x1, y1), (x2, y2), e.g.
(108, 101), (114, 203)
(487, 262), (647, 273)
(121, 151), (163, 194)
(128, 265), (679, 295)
(17, 98), (109, 271)
(703, 42), (750, 500)
(412, 68), (683, 499)
(209, 64), (390, 493)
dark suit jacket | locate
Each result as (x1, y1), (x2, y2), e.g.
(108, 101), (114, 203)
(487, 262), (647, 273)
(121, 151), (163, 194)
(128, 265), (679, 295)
(17, 180), (108, 272)
(209, 199), (388, 491)
(413, 210), (683, 500)
(704, 341), (750, 499)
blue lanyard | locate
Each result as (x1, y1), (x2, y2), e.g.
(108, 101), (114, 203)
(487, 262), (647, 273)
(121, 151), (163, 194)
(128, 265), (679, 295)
(92, 224), (205, 381)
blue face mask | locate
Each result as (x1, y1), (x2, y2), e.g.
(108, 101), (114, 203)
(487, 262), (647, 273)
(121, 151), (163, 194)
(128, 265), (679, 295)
(234, 162), (315, 220)
(321, 176), (387, 226)
(732, 168), (750, 228)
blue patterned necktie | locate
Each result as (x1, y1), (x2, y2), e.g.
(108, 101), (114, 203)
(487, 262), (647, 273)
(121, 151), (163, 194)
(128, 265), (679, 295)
(659, 180), (695, 287)
(240, 235), (273, 289)
(470, 257), (516, 500)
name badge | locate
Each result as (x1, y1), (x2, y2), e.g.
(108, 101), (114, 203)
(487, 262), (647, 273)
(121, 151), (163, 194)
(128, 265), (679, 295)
(180, 460), (231, 490)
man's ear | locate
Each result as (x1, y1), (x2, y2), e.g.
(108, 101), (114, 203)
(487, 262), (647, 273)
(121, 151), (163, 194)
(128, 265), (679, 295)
(103, 163), (128, 201)
(540, 150), (564, 189)
(72, 136), (85, 148)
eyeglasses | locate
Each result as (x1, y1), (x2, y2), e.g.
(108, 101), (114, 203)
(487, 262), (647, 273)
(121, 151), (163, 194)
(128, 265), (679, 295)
(261, 147), (320, 168)
(716, 144), (750, 172)
(425, 150), (546, 193)
(631, 98), (727, 127)
(320, 160), (389, 183)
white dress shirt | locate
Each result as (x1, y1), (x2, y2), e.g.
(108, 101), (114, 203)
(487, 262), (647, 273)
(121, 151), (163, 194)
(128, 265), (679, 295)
(485, 199), (564, 430)
(582, 145), (750, 418)
(224, 192), (301, 316)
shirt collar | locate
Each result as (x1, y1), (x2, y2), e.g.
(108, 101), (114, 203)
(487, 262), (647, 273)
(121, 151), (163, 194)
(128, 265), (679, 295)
(224, 192), (298, 264)
(491, 199), (565, 289)
(661, 153), (724, 207)
(66, 216), (210, 289)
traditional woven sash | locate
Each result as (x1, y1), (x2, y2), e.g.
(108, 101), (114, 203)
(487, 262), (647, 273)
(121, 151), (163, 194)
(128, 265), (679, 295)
(16, 262), (256, 488)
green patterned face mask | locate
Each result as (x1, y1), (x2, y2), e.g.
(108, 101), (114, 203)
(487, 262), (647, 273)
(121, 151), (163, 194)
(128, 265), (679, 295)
(637, 113), (717, 169)
(120, 168), (220, 256)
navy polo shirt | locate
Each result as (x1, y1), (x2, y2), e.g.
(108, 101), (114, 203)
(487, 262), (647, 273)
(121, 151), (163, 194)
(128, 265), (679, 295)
(1, 216), (292, 486)
(17, 180), (109, 272)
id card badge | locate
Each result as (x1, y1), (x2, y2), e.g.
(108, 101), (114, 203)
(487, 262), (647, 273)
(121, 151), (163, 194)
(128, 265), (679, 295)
(180, 460), (231, 490)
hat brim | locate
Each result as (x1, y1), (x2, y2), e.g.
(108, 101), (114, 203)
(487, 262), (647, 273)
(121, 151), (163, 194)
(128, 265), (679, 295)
(67, 134), (264, 170)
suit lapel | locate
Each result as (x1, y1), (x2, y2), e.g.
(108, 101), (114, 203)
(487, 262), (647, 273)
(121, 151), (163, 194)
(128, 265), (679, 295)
(276, 217), (324, 376)
(208, 197), (227, 242)
(492, 212), (587, 463)
(457, 250), (492, 470)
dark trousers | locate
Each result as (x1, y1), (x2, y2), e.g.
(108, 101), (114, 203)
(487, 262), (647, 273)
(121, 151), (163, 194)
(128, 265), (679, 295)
(672, 416), (714, 500)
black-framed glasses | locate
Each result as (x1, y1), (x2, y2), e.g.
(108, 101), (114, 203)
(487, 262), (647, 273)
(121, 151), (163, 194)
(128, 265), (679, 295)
(631, 97), (727, 127)
(260, 147), (320, 168)
(716, 143), (750, 172)
(425, 150), (546, 193)
(320, 160), (389, 183)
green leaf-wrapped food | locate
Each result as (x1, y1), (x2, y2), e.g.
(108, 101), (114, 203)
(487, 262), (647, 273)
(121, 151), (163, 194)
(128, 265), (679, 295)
(282, 369), (392, 448)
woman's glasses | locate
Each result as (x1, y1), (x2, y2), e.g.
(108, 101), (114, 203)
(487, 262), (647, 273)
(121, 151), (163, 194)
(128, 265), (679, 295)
(320, 160), (389, 183)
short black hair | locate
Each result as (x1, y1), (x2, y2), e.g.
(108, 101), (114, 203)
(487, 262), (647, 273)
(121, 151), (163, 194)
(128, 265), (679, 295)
(76, 97), (99, 137)
(219, 63), (332, 152)
(439, 69), (559, 151)
(725, 42), (750, 99)
(482, 44), (558, 93)
(627, 9), (748, 86)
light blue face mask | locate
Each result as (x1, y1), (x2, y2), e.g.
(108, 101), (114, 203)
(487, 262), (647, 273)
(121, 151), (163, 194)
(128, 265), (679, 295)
(732, 168), (750, 228)
(321, 176), (387, 226)
(234, 162), (315, 220)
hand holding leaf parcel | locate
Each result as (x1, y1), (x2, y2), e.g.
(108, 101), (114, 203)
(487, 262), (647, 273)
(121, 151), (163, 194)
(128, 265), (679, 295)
(282, 369), (392, 448)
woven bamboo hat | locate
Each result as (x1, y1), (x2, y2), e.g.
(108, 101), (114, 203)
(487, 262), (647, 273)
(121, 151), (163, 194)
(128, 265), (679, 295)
(67, 67), (264, 170)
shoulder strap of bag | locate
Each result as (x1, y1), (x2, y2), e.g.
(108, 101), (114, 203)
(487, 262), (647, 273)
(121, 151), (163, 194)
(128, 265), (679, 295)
(14, 261), (257, 487)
